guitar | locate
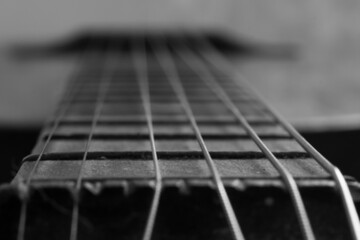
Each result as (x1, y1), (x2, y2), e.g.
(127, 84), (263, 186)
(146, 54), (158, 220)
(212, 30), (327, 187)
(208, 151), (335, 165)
(0, 32), (359, 240)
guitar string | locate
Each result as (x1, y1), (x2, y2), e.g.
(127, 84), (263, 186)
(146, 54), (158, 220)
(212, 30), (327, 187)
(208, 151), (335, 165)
(198, 36), (360, 240)
(16, 50), (93, 240)
(69, 48), (113, 240)
(151, 37), (246, 240)
(133, 37), (163, 240)
(176, 41), (315, 240)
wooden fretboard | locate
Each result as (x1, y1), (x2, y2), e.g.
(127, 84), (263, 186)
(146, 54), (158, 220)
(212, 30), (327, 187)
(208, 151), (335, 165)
(1, 33), (359, 240)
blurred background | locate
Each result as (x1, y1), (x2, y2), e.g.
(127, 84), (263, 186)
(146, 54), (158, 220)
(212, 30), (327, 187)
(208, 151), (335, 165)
(0, 0), (360, 182)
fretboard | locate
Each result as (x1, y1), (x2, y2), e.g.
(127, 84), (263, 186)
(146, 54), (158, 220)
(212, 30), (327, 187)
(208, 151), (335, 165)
(2, 33), (360, 240)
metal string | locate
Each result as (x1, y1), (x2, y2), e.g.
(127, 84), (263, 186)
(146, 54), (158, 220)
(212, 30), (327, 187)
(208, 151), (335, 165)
(176, 43), (315, 240)
(132, 37), (162, 240)
(151, 38), (246, 240)
(69, 50), (113, 240)
(198, 37), (360, 240)
(16, 51), (93, 240)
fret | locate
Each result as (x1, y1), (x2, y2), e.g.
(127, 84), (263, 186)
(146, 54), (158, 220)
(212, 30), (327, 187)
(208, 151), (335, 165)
(16, 158), (329, 180)
(42, 123), (290, 137)
(51, 117), (275, 128)
(31, 139), (306, 159)
(39, 134), (293, 141)
(58, 115), (274, 123)
(22, 151), (312, 162)
(51, 118), (276, 127)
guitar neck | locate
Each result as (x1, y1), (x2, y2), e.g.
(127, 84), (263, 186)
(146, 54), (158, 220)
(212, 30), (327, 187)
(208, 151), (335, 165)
(2, 32), (360, 240)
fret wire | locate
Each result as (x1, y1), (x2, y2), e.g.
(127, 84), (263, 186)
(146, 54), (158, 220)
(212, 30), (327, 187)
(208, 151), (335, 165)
(176, 44), (315, 240)
(69, 50), (113, 240)
(133, 37), (162, 240)
(151, 38), (246, 240)
(199, 37), (360, 240)
(16, 50), (93, 240)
